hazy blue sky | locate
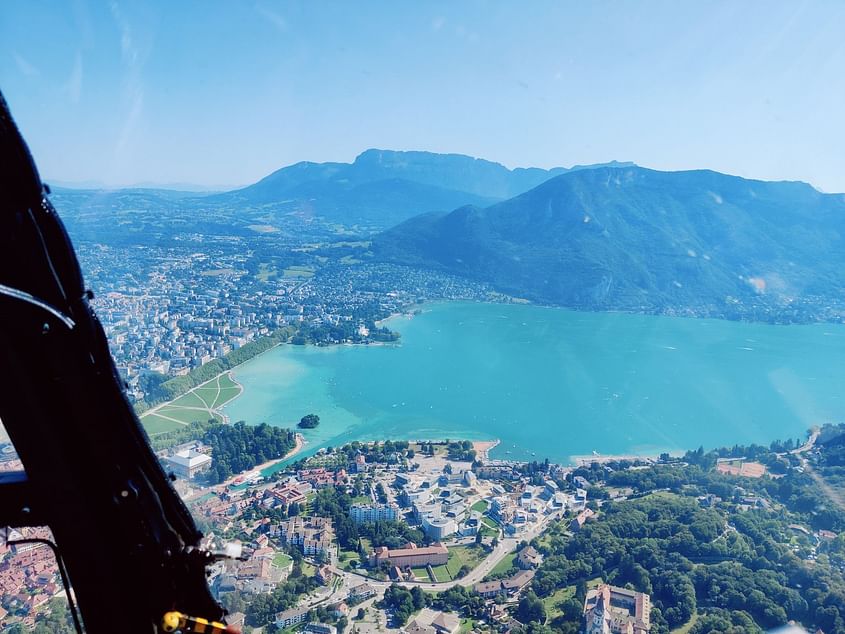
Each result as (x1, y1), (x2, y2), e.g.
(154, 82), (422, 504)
(2, 1), (844, 191)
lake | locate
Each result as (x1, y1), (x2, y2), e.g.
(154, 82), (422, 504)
(223, 302), (845, 464)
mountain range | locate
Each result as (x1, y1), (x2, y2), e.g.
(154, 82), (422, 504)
(53, 150), (632, 232)
(371, 165), (845, 318)
(51, 149), (845, 320)
(212, 149), (633, 227)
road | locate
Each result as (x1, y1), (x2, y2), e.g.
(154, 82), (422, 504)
(790, 429), (820, 455)
(789, 428), (845, 513)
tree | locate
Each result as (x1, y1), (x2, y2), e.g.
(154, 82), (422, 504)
(410, 586), (427, 610)
(380, 584), (417, 625)
(575, 580), (588, 603)
(299, 413), (320, 428)
(517, 591), (546, 624)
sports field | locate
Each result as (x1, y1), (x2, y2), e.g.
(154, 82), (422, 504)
(140, 372), (242, 435)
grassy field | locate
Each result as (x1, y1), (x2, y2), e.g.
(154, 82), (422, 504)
(140, 413), (185, 434)
(479, 517), (500, 537)
(195, 372), (240, 408)
(443, 545), (487, 579)
(154, 406), (219, 426)
(282, 265), (315, 279)
(256, 262), (278, 281)
(542, 577), (603, 621)
(488, 552), (517, 577)
(411, 566), (431, 581)
(471, 500), (489, 513)
(459, 618), (475, 633)
(542, 585), (575, 620)
(140, 372), (241, 436)
(272, 553), (293, 569)
(167, 390), (211, 409)
(338, 549), (360, 566)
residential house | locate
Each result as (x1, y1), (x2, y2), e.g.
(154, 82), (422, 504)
(570, 508), (596, 532)
(275, 606), (310, 629)
(517, 546), (543, 569)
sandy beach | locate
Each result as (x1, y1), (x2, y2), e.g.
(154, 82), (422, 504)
(473, 439), (500, 462)
(253, 432), (307, 473)
(213, 432), (307, 490)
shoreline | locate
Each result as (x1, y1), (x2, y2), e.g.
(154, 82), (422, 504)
(219, 371), (243, 424)
(218, 433), (307, 488)
(141, 369), (246, 431)
(472, 439), (500, 462)
(253, 432), (307, 473)
(570, 451), (678, 467)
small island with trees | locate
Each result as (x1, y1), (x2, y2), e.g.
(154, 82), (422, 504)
(298, 414), (320, 429)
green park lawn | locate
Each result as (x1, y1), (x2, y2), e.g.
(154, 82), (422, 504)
(139, 413), (184, 435)
(155, 406), (220, 426)
(272, 553), (293, 569)
(411, 566), (430, 580)
(480, 523), (499, 538)
(482, 517), (499, 530)
(444, 545), (487, 579)
(282, 265), (315, 279)
(140, 372), (239, 435)
(488, 552), (516, 577)
(167, 390), (211, 409)
(430, 564), (450, 582)
(471, 500), (489, 513)
(541, 578), (603, 621)
(541, 585), (575, 620)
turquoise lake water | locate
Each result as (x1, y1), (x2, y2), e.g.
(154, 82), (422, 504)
(222, 302), (845, 465)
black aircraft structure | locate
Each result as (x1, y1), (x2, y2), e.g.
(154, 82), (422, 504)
(0, 91), (241, 633)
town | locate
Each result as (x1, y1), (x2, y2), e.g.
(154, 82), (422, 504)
(6, 421), (845, 632)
